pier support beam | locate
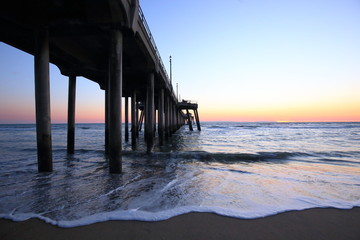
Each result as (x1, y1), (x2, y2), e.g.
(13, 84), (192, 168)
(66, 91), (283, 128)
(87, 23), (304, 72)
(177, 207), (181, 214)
(145, 72), (155, 153)
(135, 101), (139, 138)
(158, 89), (165, 146)
(67, 75), (76, 154)
(164, 95), (169, 140)
(176, 106), (180, 130)
(131, 91), (137, 149)
(194, 109), (201, 131)
(138, 107), (144, 132)
(34, 27), (52, 172)
(172, 103), (177, 133)
(186, 109), (193, 131)
(108, 29), (123, 173)
(125, 96), (129, 142)
(168, 101), (173, 136)
(105, 88), (109, 154)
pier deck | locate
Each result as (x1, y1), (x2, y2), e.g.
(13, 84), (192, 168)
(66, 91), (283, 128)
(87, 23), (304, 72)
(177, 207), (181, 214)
(0, 0), (200, 173)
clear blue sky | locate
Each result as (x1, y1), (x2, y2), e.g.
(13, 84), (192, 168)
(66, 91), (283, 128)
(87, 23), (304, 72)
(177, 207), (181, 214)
(1, 0), (360, 123)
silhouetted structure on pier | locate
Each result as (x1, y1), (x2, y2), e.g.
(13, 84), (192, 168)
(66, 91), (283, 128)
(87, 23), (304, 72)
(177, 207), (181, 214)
(0, 0), (200, 173)
(178, 100), (201, 131)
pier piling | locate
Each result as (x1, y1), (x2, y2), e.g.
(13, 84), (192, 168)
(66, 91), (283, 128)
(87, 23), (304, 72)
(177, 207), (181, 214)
(173, 102), (177, 133)
(158, 89), (165, 146)
(105, 88), (109, 155)
(186, 109), (193, 131)
(34, 27), (53, 172)
(131, 91), (137, 149)
(67, 75), (76, 154)
(125, 97), (129, 142)
(138, 108), (144, 132)
(164, 96), (169, 140)
(170, 102), (174, 136)
(145, 73), (155, 153)
(195, 109), (201, 131)
(108, 29), (123, 173)
(135, 101), (139, 138)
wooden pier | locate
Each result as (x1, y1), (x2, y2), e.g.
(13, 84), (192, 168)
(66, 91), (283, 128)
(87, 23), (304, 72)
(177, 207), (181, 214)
(0, 0), (200, 173)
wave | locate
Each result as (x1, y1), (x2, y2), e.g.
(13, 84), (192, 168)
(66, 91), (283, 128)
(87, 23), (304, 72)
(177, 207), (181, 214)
(316, 158), (360, 165)
(207, 125), (229, 129)
(0, 124), (36, 131)
(234, 125), (260, 129)
(123, 150), (309, 163)
(2, 204), (359, 228)
(17, 147), (360, 167)
(123, 150), (360, 167)
(79, 126), (91, 130)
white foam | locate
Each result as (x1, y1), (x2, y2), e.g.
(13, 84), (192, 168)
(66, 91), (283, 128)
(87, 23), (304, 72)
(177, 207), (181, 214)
(2, 201), (359, 228)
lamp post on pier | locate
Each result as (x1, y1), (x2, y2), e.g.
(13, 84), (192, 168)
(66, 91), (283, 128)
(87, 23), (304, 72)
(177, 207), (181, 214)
(169, 55), (172, 86)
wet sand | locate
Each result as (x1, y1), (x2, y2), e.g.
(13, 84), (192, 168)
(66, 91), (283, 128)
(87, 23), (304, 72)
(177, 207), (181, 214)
(1, 207), (360, 240)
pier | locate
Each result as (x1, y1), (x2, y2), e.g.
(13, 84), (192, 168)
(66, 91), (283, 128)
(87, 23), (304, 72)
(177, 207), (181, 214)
(178, 100), (201, 131)
(0, 0), (200, 173)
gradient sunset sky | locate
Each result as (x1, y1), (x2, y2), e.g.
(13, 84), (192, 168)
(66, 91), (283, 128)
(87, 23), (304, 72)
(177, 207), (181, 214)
(1, 0), (359, 123)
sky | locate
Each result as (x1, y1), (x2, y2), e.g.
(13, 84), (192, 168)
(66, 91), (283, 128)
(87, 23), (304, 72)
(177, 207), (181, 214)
(1, 0), (360, 123)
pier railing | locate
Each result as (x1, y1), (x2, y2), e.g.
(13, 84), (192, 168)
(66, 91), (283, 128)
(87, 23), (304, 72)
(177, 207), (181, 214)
(181, 100), (198, 104)
(177, 100), (198, 110)
(138, 7), (170, 84)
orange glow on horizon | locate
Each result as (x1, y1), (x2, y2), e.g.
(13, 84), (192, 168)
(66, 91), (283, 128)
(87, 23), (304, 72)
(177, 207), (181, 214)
(1, 99), (359, 124)
(198, 102), (360, 122)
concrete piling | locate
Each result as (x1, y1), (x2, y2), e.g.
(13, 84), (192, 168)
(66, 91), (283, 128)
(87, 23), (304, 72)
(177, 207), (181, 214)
(135, 101), (139, 138)
(34, 27), (53, 172)
(168, 102), (173, 136)
(186, 109), (193, 131)
(105, 87), (109, 155)
(195, 109), (201, 131)
(164, 95), (169, 140)
(67, 75), (76, 154)
(138, 107), (144, 132)
(108, 29), (123, 173)
(131, 91), (137, 149)
(125, 96), (129, 142)
(158, 89), (165, 146)
(145, 73), (155, 153)
(172, 103), (177, 133)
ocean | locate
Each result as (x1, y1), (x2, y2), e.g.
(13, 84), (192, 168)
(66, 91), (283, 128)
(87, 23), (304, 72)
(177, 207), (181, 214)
(0, 122), (359, 227)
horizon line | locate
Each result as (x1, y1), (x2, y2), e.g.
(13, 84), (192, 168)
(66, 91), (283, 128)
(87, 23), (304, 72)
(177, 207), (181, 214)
(1, 120), (360, 125)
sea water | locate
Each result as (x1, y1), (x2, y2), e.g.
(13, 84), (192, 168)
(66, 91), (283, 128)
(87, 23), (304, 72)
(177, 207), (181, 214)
(0, 122), (359, 227)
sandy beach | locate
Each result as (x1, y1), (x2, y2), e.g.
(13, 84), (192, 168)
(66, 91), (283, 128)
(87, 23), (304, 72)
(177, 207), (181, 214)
(1, 207), (359, 240)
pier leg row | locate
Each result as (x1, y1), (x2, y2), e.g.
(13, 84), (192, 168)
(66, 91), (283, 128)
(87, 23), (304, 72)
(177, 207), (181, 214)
(108, 29), (123, 173)
(4, 3), (201, 174)
(34, 27), (53, 172)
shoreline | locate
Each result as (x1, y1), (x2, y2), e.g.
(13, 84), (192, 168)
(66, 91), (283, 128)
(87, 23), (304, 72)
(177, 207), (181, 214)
(1, 207), (360, 240)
